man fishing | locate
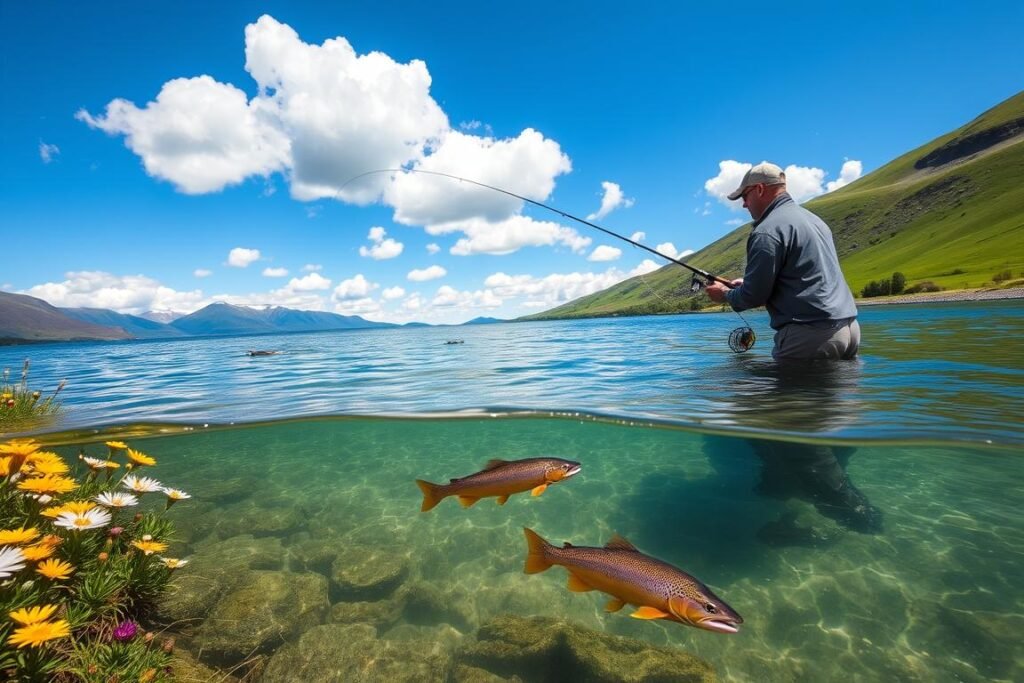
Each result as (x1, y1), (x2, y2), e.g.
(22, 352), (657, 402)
(705, 162), (860, 361)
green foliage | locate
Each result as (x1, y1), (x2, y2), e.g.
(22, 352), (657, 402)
(0, 360), (65, 432)
(0, 439), (189, 682)
(904, 281), (945, 294)
(993, 269), (1014, 282)
(891, 271), (907, 294)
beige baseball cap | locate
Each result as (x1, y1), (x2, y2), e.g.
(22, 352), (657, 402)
(727, 162), (786, 200)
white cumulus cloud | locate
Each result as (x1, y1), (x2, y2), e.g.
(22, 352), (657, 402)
(227, 247), (261, 267)
(381, 286), (405, 300)
(301, 263), (322, 272)
(408, 265), (447, 282)
(426, 243), (440, 254)
(588, 245), (622, 262)
(76, 75), (290, 194)
(193, 268), (212, 278)
(21, 271), (204, 316)
(705, 159), (864, 208)
(262, 267), (289, 277)
(826, 159), (863, 192)
(586, 181), (635, 221)
(287, 273), (331, 291)
(332, 274), (377, 300)
(630, 231), (646, 242)
(436, 215), (590, 256)
(79, 15), (591, 262)
(358, 226), (404, 260)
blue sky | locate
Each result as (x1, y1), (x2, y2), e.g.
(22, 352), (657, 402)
(2, 2), (1021, 324)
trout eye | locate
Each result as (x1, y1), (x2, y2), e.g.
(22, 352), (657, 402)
(705, 603), (717, 614)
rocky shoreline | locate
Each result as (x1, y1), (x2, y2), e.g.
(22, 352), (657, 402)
(855, 286), (1024, 307)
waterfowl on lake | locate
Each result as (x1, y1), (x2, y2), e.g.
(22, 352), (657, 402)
(445, 340), (464, 345)
(246, 350), (280, 357)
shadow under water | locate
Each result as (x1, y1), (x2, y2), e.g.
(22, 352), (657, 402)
(28, 414), (1023, 682)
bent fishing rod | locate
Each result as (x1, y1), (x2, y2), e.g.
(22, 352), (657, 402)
(341, 169), (736, 288)
(339, 168), (756, 352)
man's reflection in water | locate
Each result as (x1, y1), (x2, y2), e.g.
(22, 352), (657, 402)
(708, 359), (883, 539)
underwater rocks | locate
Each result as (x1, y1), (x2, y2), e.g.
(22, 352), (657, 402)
(193, 570), (329, 667)
(329, 544), (410, 600)
(329, 580), (475, 635)
(260, 623), (450, 683)
(168, 649), (240, 683)
(457, 615), (715, 683)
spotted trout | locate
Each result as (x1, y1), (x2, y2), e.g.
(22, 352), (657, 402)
(415, 457), (581, 512)
(523, 528), (743, 634)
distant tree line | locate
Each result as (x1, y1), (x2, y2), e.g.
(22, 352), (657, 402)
(861, 272), (907, 297)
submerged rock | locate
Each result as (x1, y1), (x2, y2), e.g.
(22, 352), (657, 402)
(168, 648), (240, 682)
(329, 545), (410, 601)
(287, 533), (342, 574)
(190, 534), (285, 573)
(260, 623), (450, 683)
(457, 615), (715, 683)
(214, 499), (306, 539)
(328, 596), (405, 632)
(194, 570), (329, 667)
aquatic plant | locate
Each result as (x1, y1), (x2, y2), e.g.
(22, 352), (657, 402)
(0, 360), (65, 433)
(0, 438), (190, 681)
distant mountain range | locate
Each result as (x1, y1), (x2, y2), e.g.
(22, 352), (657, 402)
(523, 90), (1024, 320)
(0, 293), (508, 344)
(0, 295), (416, 344)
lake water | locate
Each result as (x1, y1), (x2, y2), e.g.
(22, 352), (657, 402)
(3, 301), (1022, 682)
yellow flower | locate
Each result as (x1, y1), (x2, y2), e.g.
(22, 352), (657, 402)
(16, 476), (78, 495)
(0, 440), (40, 457)
(7, 620), (71, 648)
(9, 604), (58, 625)
(105, 441), (128, 451)
(21, 543), (56, 561)
(125, 448), (156, 467)
(132, 540), (168, 555)
(36, 559), (74, 580)
(26, 452), (68, 476)
(0, 440), (39, 474)
(0, 456), (12, 477)
(0, 527), (39, 545)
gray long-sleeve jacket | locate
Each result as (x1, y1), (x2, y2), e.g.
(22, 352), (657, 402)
(725, 193), (857, 330)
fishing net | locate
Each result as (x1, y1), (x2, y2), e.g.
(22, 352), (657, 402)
(728, 326), (757, 353)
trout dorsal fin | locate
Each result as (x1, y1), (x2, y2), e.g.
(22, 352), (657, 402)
(604, 534), (638, 552)
(562, 542), (574, 548)
(482, 459), (509, 471)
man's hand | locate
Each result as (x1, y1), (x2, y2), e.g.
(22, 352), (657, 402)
(705, 278), (742, 304)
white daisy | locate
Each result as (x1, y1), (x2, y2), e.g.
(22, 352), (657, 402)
(159, 557), (189, 569)
(81, 456), (107, 469)
(161, 489), (190, 505)
(0, 545), (27, 578)
(94, 491), (139, 508)
(121, 475), (162, 493)
(53, 507), (112, 531)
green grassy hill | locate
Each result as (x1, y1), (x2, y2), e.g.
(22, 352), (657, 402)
(523, 90), (1024, 320)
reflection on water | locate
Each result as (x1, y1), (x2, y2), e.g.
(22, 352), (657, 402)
(2, 300), (1022, 445)
(31, 415), (1022, 682)
(706, 361), (883, 535)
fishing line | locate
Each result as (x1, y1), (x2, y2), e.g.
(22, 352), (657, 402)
(338, 168), (756, 352)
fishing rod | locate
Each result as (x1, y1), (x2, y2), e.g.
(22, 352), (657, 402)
(342, 169), (735, 287)
(339, 168), (756, 352)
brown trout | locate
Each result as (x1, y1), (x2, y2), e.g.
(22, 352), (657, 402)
(415, 457), (581, 511)
(523, 528), (742, 634)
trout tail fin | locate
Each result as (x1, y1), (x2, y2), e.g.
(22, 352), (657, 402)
(416, 479), (447, 512)
(523, 527), (554, 574)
